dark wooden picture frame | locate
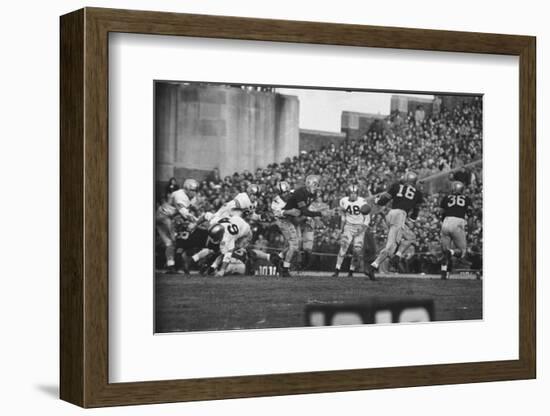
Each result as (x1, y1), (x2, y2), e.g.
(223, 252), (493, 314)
(60, 7), (536, 408)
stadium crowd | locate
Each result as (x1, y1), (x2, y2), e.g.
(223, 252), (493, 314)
(159, 98), (483, 273)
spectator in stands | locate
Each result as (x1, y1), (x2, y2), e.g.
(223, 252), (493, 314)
(165, 177), (179, 195)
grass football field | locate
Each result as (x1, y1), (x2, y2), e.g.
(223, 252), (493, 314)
(154, 273), (482, 333)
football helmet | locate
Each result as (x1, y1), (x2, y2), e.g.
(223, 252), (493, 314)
(277, 181), (291, 194)
(183, 178), (199, 192)
(348, 184), (359, 201)
(246, 183), (260, 196)
(305, 175), (321, 193)
(450, 181), (465, 195)
(207, 223), (225, 244)
(402, 171), (418, 185)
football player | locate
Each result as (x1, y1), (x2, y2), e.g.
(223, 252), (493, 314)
(155, 178), (199, 272)
(439, 181), (473, 279)
(209, 183), (260, 224)
(276, 175), (330, 277)
(180, 222), (225, 275)
(366, 171), (423, 280)
(208, 215), (280, 277)
(333, 184), (370, 277)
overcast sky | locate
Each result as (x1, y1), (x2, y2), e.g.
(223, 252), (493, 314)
(275, 88), (433, 132)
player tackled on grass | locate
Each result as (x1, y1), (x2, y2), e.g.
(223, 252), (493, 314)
(332, 184), (371, 278)
(205, 214), (281, 277)
(179, 222), (225, 275)
(366, 171), (423, 280)
(438, 181), (473, 280)
(276, 175), (330, 277)
(155, 178), (199, 272)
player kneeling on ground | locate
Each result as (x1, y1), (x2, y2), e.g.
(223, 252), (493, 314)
(438, 181), (473, 280)
(333, 185), (371, 278)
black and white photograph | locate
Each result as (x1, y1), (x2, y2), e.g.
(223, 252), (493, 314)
(154, 81), (483, 333)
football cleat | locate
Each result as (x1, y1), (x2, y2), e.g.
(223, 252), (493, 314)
(365, 264), (377, 281)
(347, 270), (354, 278)
(164, 265), (176, 274)
(270, 254), (283, 269)
(181, 254), (194, 274)
(280, 268), (292, 278)
(331, 269), (340, 278)
(389, 255), (401, 271)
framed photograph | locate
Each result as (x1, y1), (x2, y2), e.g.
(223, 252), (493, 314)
(60, 7), (536, 408)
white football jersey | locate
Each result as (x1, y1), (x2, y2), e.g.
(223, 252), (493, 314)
(233, 192), (253, 211)
(271, 195), (286, 218)
(210, 192), (253, 224)
(169, 189), (196, 218)
(340, 196), (370, 226)
(217, 216), (252, 260)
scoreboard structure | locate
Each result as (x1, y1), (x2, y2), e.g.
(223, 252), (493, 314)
(305, 298), (435, 326)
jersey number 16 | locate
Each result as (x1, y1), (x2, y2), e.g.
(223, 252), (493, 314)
(396, 184), (416, 200)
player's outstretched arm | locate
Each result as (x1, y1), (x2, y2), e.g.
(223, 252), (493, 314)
(374, 192), (392, 206)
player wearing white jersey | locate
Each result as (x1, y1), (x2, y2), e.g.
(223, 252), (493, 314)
(210, 215), (280, 277)
(333, 185), (371, 277)
(155, 178), (199, 272)
(209, 184), (260, 224)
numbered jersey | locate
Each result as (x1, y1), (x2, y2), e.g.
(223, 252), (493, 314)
(388, 182), (423, 213)
(340, 196), (370, 226)
(440, 194), (472, 219)
(217, 215), (251, 252)
(175, 227), (220, 252)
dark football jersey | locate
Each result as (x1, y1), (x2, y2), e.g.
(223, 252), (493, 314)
(176, 227), (220, 252)
(440, 194), (472, 219)
(283, 187), (319, 217)
(387, 182), (423, 213)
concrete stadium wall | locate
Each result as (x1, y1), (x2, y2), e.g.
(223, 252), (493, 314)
(155, 83), (300, 182)
(341, 111), (386, 140)
(299, 129), (346, 152)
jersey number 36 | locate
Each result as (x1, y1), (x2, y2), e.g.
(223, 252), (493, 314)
(447, 195), (466, 207)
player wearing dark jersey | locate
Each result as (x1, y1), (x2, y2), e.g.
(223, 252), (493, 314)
(178, 223), (224, 276)
(439, 181), (473, 279)
(277, 175), (329, 277)
(366, 171), (423, 280)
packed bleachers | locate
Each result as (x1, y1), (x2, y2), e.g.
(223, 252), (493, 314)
(161, 97), (483, 272)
